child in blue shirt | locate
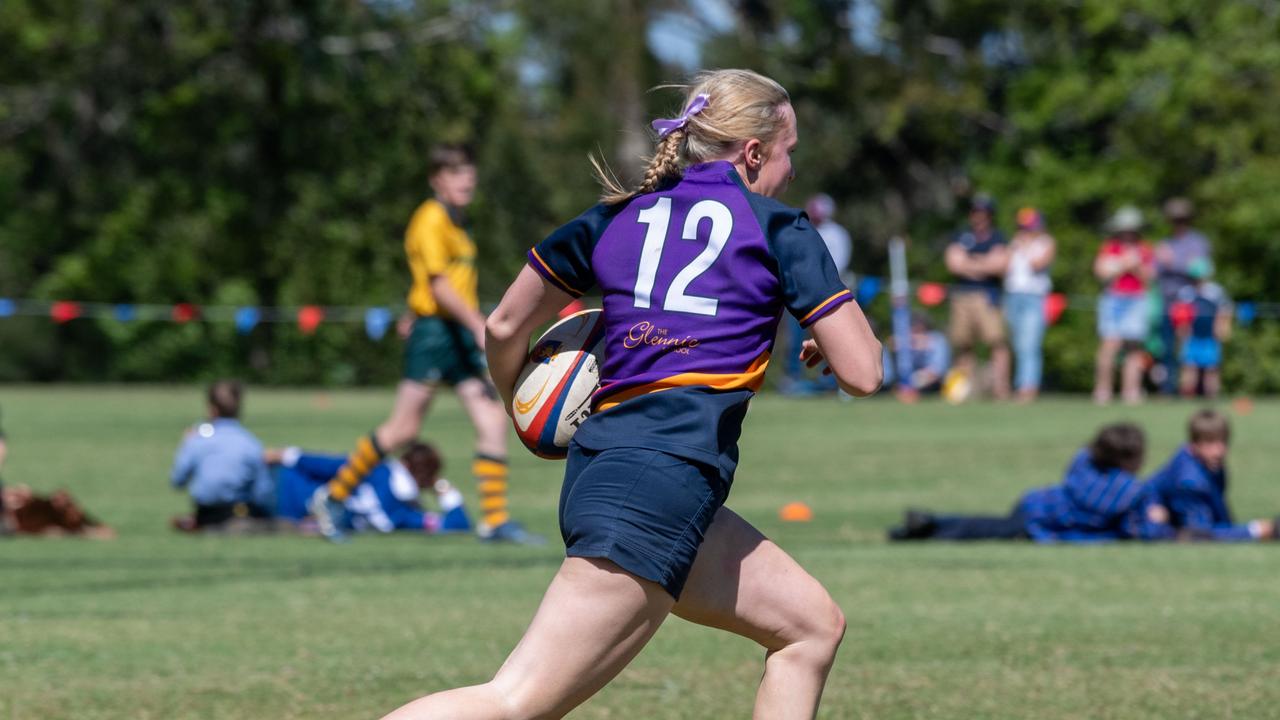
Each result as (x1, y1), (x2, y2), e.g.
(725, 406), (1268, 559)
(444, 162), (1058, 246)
(170, 381), (274, 530)
(271, 441), (470, 535)
(1144, 409), (1277, 542)
(890, 423), (1166, 542)
(1173, 259), (1232, 398)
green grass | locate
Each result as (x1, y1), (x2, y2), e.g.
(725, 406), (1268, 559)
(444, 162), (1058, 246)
(2, 386), (1278, 719)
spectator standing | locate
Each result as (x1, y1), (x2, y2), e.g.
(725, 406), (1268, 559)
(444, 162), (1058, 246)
(1093, 206), (1155, 405)
(1155, 198), (1211, 394)
(1173, 259), (1232, 398)
(1003, 208), (1056, 403)
(170, 380), (275, 530)
(944, 194), (1010, 400)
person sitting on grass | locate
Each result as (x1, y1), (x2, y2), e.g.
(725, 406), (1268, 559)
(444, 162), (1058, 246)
(883, 312), (950, 401)
(1143, 409), (1278, 542)
(269, 441), (471, 535)
(889, 422), (1166, 542)
(170, 380), (275, 532)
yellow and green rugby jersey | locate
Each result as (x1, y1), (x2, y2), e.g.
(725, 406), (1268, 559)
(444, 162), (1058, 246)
(404, 199), (478, 318)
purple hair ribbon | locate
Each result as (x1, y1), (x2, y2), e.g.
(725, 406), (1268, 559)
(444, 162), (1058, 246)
(651, 94), (709, 138)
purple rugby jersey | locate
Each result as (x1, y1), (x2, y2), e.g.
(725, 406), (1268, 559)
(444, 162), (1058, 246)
(528, 161), (852, 473)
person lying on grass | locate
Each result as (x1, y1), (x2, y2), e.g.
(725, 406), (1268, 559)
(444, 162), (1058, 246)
(1, 484), (115, 539)
(889, 422), (1171, 542)
(1142, 409), (1278, 542)
(268, 441), (471, 536)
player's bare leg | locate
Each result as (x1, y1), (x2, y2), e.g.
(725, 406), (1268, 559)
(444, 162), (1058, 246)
(673, 507), (846, 720)
(455, 378), (507, 459)
(1094, 338), (1120, 404)
(380, 557), (673, 720)
(990, 344), (1012, 401)
(1120, 344), (1144, 404)
(374, 380), (437, 452)
(456, 377), (542, 544)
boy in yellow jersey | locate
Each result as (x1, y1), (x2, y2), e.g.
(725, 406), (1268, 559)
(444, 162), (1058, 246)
(310, 145), (542, 545)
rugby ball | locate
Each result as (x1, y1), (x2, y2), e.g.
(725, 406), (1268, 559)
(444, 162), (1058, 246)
(512, 309), (605, 459)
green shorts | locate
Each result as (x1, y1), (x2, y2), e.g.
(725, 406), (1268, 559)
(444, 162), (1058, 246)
(403, 316), (486, 385)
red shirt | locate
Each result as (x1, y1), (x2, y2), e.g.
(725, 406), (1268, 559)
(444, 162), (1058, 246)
(1098, 238), (1154, 295)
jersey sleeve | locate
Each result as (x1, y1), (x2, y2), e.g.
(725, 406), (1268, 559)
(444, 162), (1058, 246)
(765, 209), (853, 327)
(527, 204), (613, 297)
(406, 204), (452, 277)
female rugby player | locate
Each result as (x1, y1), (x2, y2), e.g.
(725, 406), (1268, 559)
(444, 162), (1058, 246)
(383, 68), (882, 720)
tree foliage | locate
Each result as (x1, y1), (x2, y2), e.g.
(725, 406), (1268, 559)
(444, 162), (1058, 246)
(1, 0), (1278, 389)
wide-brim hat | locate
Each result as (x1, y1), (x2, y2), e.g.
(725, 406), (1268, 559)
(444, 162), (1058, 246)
(1106, 205), (1145, 234)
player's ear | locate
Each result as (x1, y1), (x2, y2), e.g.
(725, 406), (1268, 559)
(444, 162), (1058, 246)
(743, 138), (764, 170)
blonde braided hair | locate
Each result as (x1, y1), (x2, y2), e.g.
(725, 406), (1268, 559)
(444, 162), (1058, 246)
(592, 69), (791, 206)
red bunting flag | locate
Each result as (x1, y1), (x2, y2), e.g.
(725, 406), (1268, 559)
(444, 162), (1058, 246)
(916, 282), (947, 307)
(1044, 293), (1068, 325)
(298, 305), (324, 335)
(171, 303), (200, 323)
(50, 301), (82, 324)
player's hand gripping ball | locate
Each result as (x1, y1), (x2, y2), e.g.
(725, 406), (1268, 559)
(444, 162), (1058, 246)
(512, 309), (605, 459)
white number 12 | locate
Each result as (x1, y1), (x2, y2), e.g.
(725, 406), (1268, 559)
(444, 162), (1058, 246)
(633, 198), (732, 316)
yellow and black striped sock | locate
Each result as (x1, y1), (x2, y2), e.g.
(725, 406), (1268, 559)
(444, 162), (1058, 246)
(473, 454), (510, 529)
(326, 433), (385, 501)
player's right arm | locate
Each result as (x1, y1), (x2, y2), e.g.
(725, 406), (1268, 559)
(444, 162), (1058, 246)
(429, 276), (487, 346)
(485, 267), (577, 414)
(488, 206), (607, 413)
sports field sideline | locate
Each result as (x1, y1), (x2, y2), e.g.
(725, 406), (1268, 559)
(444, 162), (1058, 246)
(2, 386), (1278, 719)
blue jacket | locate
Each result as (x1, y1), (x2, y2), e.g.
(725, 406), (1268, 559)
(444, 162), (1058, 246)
(1017, 450), (1158, 542)
(1145, 446), (1252, 542)
(275, 452), (429, 532)
(171, 419), (274, 508)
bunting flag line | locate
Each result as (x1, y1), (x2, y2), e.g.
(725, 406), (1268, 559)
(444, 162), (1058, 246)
(1, 284), (1279, 332)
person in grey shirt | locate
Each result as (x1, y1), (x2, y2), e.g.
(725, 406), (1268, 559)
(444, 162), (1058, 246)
(1155, 198), (1211, 394)
(170, 380), (274, 530)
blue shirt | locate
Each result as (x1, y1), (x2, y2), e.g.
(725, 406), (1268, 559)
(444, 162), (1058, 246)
(950, 227), (1008, 301)
(170, 418), (273, 508)
(882, 331), (950, 387)
(1145, 446), (1252, 542)
(1016, 450), (1156, 542)
(274, 451), (428, 532)
(530, 161), (851, 478)
(1175, 282), (1229, 340)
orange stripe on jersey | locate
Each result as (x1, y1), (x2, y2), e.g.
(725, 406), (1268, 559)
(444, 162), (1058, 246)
(596, 352), (771, 412)
(529, 248), (581, 297)
(799, 290), (853, 325)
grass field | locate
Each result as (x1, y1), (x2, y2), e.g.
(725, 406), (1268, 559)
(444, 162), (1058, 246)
(2, 386), (1278, 719)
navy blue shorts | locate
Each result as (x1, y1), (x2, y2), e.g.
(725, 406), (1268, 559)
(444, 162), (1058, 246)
(560, 443), (730, 600)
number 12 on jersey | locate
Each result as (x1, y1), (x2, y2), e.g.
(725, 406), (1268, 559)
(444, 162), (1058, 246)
(633, 198), (732, 317)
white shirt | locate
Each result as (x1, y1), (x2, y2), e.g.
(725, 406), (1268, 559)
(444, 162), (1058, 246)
(815, 219), (852, 282)
(1004, 232), (1053, 295)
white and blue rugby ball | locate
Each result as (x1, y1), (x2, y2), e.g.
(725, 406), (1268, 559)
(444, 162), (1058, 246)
(512, 309), (605, 459)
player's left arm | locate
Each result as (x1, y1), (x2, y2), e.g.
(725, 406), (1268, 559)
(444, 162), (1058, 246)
(485, 266), (578, 414)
